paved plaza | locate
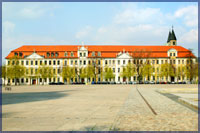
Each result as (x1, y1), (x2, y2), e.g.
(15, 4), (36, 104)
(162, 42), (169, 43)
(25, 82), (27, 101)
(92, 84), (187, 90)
(2, 84), (198, 131)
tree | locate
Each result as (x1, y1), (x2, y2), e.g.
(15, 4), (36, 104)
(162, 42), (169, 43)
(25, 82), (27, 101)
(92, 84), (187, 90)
(1, 64), (7, 86)
(86, 64), (95, 82)
(185, 49), (197, 82)
(160, 63), (175, 81)
(37, 64), (53, 85)
(141, 63), (153, 81)
(104, 67), (115, 81)
(120, 63), (136, 81)
(131, 49), (152, 82)
(6, 56), (26, 85)
(62, 66), (75, 84)
(176, 66), (186, 81)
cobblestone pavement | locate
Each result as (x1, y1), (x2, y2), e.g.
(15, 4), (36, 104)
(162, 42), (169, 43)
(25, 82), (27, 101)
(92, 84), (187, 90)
(2, 84), (198, 131)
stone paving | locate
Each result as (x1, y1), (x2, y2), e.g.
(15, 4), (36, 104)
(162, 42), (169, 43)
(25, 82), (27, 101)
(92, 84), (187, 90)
(2, 84), (198, 131)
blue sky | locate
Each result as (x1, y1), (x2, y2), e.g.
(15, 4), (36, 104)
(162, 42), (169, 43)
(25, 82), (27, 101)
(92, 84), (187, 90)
(2, 2), (198, 63)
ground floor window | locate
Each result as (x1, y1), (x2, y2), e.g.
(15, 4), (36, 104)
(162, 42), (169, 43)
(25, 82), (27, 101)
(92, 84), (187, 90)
(118, 76), (120, 82)
(58, 78), (60, 82)
(26, 78), (28, 83)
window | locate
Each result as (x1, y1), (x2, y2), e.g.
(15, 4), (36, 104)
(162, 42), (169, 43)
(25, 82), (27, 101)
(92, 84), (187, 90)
(80, 53), (82, 57)
(40, 60), (42, 65)
(84, 53), (86, 57)
(14, 52), (18, 56)
(53, 69), (56, 74)
(178, 60), (180, 64)
(118, 68), (120, 72)
(80, 60), (82, 65)
(153, 68), (155, 72)
(113, 68), (115, 73)
(105, 60), (107, 65)
(133, 60), (136, 64)
(71, 60), (73, 65)
(58, 69), (60, 74)
(84, 60), (86, 65)
(26, 69), (29, 74)
(109, 60), (111, 65)
(182, 60), (184, 64)
(71, 52), (74, 57)
(123, 60), (125, 64)
(152, 60), (155, 64)
(173, 60), (176, 64)
(157, 60), (159, 64)
(26, 78), (28, 83)
(35, 61), (38, 65)
(49, 60), (51, 65)
(31, 69), (33, 74)
(98, 52), (101, 56)
(8, 61), (10, 65)
(98, 60), (100, 65)
(140, 60), (143, 64)
(45, 60), (47, 65)
(173, 42), (176, 45)
(118, 60), (120, 65)
(173, 53), (175, 56)
(47, 52), (50, 57)
(26, 61), (28, 65)
(64, 52), (68, 57)
(51, 53), (54, 57)
(92, 51), (95, 57)
(157, 68), (159, 72)
(35, 69), (38, 73)
(55, 52), (59, 57)
(113, 60), (115, 65)
(161, 60), (163, 64)
(165, 60), (167, 63)
(75, 60), (77, 65)
(19, 52), (23, 57)
(31, 61), (33, 65)
(65, 60), (67, 66)
(88, 60), (91, 64)
(21, 61), (24, 65)
(118, 76), (120, 81)
(53, 60), (56, 65)
(170, 53), (172, 56)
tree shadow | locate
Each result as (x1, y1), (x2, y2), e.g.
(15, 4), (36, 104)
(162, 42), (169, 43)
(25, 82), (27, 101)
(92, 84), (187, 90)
(2, 90), (68, 105)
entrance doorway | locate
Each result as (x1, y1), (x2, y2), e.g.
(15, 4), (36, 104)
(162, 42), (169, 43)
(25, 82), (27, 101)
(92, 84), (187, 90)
(171, 77), (175, 82)
(123, 77), (126, 82)
(32, 79), (36, 85)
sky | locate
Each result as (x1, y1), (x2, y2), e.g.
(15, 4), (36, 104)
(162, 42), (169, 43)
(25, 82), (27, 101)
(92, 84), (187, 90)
(2, 2), (198, 63)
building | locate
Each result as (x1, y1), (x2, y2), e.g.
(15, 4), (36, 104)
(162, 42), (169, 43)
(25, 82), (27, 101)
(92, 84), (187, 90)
(4, 28), (197, 85)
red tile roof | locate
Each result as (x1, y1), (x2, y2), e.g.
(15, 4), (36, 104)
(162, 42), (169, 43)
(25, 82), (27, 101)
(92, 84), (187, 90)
(6, 45), (196, 59)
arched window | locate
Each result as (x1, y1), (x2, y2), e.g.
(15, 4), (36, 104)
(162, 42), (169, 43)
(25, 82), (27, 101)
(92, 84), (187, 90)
(47, 52), (50, 57)
(64, 52), (68, 57)
(55, 52), (59, 57)
(19, 52), (23, 57)
(51, 52), (54, 57)
(71, 52), (74, 57)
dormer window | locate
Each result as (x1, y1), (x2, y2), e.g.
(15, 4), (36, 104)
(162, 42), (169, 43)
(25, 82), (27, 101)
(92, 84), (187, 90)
(47, 52), (50, 57)
(55, 52), (59, 57)
(71, 52), (74, 57)
(51, 52), (54, 57)
(98, 52), (101, 56)
(92, 51), (95, 57)
(64, 52), (68, 57)
(19, 52), (23, 57)
(14, 52), (18, 56)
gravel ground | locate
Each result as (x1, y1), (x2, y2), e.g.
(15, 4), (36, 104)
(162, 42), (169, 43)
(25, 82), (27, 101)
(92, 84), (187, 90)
(2, 84), (198, 131)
